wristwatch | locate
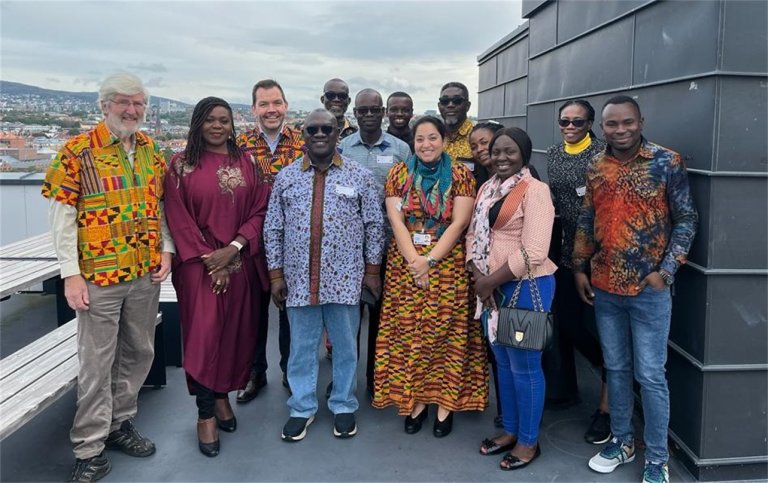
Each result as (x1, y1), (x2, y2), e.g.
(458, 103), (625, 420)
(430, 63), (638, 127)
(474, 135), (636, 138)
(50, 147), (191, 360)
(426, 254), (438, 268)
(658, 269), (674, 286)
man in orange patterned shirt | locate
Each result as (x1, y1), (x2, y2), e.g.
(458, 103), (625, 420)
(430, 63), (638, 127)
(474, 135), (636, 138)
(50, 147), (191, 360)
(43, 72), (174, 482)
(236, 79), (303, 402)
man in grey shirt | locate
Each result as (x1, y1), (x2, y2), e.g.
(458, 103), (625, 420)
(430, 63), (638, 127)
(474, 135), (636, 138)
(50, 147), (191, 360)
(338, 88), (411, 396)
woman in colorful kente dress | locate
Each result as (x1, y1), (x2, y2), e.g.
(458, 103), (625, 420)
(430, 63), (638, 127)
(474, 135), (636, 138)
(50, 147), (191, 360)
(164, 97), (269, 458)
(373, 115), (488, 438)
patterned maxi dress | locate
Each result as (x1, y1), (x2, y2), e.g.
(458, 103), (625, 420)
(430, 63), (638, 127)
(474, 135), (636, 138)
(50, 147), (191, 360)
(372, 161), (488, 415)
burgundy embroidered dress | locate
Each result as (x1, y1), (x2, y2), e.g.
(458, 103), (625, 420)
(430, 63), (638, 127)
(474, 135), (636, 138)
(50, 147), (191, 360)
(164, 150), (270, 393)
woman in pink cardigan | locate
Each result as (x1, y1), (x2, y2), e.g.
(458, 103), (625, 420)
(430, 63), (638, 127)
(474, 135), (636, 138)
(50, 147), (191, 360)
(466, 127), (557, 471)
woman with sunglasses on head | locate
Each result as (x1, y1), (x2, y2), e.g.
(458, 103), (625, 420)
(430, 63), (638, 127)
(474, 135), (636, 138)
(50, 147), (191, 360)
(467, 127), (557, 470)
(164, 97), (270, 457)
(373, 115), (488, 438)
(545, 99), (612, 445)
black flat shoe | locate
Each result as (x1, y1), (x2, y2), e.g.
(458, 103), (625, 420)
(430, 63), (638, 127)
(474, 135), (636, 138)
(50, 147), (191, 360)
(404, 406), (429, 434)
(479, 436), (516, 455)
(216, 415), (237, 433)
(433, 412), (453, 438)
(499, 445), (541, 471)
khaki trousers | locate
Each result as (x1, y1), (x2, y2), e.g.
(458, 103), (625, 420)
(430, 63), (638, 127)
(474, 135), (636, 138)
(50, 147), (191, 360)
(70, 274), (160, 459)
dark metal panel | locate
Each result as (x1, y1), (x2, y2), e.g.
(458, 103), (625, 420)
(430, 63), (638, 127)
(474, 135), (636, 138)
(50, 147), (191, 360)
(526, 102), (556, 151)
(497, 37), (529, 83)
(669, 266), (708, 363)
(522, 0), (551, 19)
(499, 117), (527, 131)
(557, 0), (648, 43)
(477, 86), (505, 119)
(529, 151), (548, 184)
(479, 58), (497, 91)
(716, 77), (768, 172)
(685, 173), (710, 269)
(707, 274), (768, 365)
(701, 371), (768, 458)
(528, 18), (633, 103)
(709, 176), (768, 269)
(620, 79), (717, 172)
(504, 78), (528, 117)
(528, 1), (557, 57)
(722, 0), (768, 73)
(633, 0), (720, 84)
(668, 349), (704, 457)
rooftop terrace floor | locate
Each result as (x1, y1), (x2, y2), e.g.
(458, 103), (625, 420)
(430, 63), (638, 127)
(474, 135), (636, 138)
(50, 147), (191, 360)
(1, 293), (698, 482)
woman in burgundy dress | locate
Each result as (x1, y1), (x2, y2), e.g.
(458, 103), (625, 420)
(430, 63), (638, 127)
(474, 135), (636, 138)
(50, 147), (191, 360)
(164, 97), (269, 457)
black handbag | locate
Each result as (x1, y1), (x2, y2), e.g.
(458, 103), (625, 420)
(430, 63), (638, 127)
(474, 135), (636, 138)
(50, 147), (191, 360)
(495, 248), (553, 351)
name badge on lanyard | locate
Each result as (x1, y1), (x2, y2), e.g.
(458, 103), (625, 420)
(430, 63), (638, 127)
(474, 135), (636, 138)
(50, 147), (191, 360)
(413, 232), (432, 245)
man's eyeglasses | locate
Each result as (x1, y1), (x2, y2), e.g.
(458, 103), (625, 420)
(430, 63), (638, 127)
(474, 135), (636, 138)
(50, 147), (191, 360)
(305, 125), (335, 136)
(110, 99), (146, 109)
(324, 91), (349, 101)
(388, 108), (413, 115)
(354, 106), (384, 116)
(439, 96), (466, 106)
(558, 118), (588, 127)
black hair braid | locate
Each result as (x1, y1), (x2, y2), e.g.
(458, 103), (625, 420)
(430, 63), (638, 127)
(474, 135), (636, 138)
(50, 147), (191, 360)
(183, 96), (241, 168)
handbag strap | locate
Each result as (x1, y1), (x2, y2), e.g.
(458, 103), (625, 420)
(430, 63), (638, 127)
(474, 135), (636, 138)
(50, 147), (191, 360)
(492, 180), (529, 229)
(508, 247), (545, 313)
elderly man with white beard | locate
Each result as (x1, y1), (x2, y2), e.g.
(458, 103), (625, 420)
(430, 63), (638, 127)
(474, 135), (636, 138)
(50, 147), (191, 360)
(42, 72), (175, 482)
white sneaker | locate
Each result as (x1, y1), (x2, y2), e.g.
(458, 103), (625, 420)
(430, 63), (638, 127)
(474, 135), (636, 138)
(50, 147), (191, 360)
(588, 437), (636, 473)
(642, 461), (670, 483)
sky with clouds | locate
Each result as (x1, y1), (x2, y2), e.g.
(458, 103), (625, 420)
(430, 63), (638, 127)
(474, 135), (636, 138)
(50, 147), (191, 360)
(0, 0), (524, 115)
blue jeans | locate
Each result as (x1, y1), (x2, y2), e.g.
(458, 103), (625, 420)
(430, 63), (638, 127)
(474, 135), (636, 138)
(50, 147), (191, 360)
(286, 304), (360, 417)
(491, 275), (555, 446)
(593, 285), (672, 464)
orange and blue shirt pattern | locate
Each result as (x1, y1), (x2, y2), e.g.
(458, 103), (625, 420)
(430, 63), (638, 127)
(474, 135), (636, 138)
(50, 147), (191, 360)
(42, 121), (166, 286)
(236, 124), (304, 184)
(572, 140), (698, 296)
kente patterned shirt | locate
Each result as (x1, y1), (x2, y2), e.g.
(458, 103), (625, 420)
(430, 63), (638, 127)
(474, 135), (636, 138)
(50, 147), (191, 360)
(42, 121), (166, 286)
(264, 152), (385, 307)
(236, 124), (304, 184)
(573, 139), (698, 296)
(443, 118), (474, 162)
(546, 137), (607, 268)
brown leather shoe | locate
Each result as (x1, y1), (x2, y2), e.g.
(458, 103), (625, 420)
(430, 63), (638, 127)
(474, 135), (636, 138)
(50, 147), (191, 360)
(236, 372), (267, 403)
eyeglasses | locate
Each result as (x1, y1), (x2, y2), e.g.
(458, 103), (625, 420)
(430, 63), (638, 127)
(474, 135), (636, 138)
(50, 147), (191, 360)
(558, 118), (588, 127)
(354, 106), (384, 116)
(305, 125), (335, 136)
(439, 96), (466, 106)
(324, 91), (349, 101)
(110, 99), (146, 109)
(388, 108), (413, 115)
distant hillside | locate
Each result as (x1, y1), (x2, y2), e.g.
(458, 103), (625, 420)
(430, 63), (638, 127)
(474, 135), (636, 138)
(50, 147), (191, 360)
(0, 80), (192, 107)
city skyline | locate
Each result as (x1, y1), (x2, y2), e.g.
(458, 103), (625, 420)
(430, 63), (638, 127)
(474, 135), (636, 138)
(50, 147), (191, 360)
(1, 1), (524, 116)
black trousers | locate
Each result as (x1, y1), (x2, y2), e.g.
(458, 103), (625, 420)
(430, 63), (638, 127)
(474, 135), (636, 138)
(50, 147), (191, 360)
(191, 378), (227, 419)
(252, 289), (290, 375)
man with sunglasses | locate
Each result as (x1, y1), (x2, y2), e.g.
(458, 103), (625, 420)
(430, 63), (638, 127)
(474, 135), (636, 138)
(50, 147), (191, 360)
(235, 79), (304, 403)
(438, 82), (474, 164)
(338, 88), (411, 397)
(321, 78), (357, 139)
(265, 109), (385, 442)
(386, 91), (415, 150)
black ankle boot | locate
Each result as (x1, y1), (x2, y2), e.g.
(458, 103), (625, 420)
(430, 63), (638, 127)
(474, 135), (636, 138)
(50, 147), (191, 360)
(404, 406), (429, 434)
(433, 412), (453, 438)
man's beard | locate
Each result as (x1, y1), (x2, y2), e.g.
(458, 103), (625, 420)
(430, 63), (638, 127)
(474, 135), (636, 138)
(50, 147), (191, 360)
(106, 115), (143, 138)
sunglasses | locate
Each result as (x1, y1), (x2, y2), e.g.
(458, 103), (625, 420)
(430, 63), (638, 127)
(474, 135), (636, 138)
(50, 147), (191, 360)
(305, 125), (335, 136)
(558, 118), (588, 127)
(439, 96), (466, 106)
(324, 91), (349, 101)
(354, 106), (384, 116)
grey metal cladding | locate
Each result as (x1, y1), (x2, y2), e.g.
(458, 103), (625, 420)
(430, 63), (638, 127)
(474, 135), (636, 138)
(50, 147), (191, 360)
(528, 18), (633, 103)
(556, 0), (648, 44)
(528, 1), (557, 56)
(526, 102), (556, 150)
(722, 0), (768, 73)
(479, 58), (497, 91)
(503, 78), (527, 117)
(716, 77), (768, 172)
(478, 85), (504, 119)
(497, 37), (529, 83)
(633, 0), (720, 84)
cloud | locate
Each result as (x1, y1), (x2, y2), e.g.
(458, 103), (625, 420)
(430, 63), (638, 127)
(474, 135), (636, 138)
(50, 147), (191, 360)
(128, 63), (168, 73)
(45, 77), (59, 83)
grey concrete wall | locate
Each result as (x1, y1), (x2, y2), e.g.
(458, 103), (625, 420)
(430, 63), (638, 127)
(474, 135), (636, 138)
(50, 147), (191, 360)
(477, 0), (768, 479)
